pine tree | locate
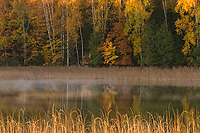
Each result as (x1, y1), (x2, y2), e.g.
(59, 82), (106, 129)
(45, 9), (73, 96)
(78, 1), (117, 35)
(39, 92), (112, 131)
(154, 22), (175, 66)
(142, 21), (175, 67)
(87, 33), (103, 65)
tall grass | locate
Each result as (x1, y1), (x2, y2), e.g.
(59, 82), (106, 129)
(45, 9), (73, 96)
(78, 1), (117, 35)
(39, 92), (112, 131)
(0, 106), (199, 132)
(1, 66), (200, 86)
(1, 66), (200, 80)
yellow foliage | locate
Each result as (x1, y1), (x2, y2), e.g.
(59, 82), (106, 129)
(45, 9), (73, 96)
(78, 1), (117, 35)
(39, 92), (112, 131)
(99, 41), (118, 65)
(176, 0), (196, 13)
(28, 0), (37, 3)
(175, 0), (198, 56)
(133, 37), (142, 57)
(143, 0), (151, 7)
(125, 0), (153, 58)
(91, 0), (114, 34)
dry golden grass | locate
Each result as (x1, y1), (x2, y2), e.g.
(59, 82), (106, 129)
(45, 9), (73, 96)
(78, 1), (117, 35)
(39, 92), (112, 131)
(0, 66), (200, 86)
(0, 66), (200, 80)
(0, 107), (199, 133)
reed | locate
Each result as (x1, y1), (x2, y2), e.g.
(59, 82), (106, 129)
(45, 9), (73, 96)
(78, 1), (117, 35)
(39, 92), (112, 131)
(0, 107), (199, 133)
(1, 66), (200, 86)
(1, 66), (200, 80)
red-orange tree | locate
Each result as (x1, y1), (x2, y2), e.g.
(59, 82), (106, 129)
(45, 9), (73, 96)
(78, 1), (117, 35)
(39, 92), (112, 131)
(99, 13), (133, 65)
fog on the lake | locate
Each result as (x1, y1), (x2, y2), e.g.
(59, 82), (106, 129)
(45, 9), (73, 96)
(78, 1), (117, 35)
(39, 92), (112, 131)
(0, 79), (199, 117)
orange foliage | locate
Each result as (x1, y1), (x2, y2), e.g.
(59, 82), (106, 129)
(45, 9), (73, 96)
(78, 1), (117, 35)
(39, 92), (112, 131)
(104, 13), (133, 65)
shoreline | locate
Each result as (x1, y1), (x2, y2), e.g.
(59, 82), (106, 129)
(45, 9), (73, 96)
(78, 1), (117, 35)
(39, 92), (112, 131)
(0, 66), (200, 87)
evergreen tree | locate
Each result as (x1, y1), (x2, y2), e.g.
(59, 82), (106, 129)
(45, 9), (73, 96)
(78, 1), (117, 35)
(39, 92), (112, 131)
(142, 22), (176, 67)
(141, 21), (157, 66)
(154, 22), (175, 66)
(87, 33), (103, 65)
(192, 45), (200, 66)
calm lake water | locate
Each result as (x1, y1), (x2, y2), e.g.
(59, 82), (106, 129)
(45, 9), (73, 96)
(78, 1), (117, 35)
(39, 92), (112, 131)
(0, 79), (199, 117)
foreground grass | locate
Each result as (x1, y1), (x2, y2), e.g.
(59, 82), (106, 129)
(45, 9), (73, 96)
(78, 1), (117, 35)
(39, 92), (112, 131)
(0, 107), (199, 133)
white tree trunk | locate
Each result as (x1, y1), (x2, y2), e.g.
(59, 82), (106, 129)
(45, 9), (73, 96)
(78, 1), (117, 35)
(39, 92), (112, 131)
(91, 0), (96, 31)
(61, 3), (65, 64)
(66, 0), (70, 66)
(118, 0), (122, 22)
(73, 2), (84, 66)
(21, 9), (31, 66)
(50, 0), (56, 57)
(195, 0), (198, 46)
(162, 0), (168, 28)
(42, 0), (53, 57)
(46, 0), (56, 62)
(75, 35), (80, 66)
(22, 9), (26, 66)
(104, 1), (111, 38)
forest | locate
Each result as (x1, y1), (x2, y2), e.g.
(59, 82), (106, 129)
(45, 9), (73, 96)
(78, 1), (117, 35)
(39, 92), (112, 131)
(0, 0), (199, 67)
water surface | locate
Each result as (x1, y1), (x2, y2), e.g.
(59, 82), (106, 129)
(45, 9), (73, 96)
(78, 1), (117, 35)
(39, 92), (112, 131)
(0, 79), (199, 117)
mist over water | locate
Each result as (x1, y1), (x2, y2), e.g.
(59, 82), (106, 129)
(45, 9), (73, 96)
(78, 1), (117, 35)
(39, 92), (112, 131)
(0, 79), (132, 90)
(0, 79), (200, 117)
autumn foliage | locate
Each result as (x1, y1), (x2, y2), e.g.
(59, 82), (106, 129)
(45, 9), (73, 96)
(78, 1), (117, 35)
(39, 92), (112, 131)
(99, 13), (133, 65)
(0, 0), (200, 66)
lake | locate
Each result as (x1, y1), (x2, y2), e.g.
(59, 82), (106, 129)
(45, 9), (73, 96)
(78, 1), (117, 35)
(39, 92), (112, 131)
(0, 79), (199, 117)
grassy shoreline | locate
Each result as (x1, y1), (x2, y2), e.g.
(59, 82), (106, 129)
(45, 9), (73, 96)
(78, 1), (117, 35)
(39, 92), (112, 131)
(0, 66), (200, 86)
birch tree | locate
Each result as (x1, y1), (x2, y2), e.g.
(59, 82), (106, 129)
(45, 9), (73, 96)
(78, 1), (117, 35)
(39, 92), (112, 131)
(124, 0), (153, 63)
(195, 0), (199, 46)
(41, 0), (56, 64)
(91, 0), (114, 38)
(60, 0), (65, 64)
(175, 0), (199, 60)
(66, 0), (70, 66)
(20, 0), (33, 66)
(70, 0), (84, 66)
(162, 0), (168, 28)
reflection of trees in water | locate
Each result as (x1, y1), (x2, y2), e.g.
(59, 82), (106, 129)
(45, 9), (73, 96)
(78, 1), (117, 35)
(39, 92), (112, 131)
(48, 84), (87, 113)
(98, 85), (141, 115)
(1, 84), (200, 118)
(0, 84), (88, 117)
(99, 86), (117, 112)
(132, 95), (141, 115)
(181, 88), (197, 123)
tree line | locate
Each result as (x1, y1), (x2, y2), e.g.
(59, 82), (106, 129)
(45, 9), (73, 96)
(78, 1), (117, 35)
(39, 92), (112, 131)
(0, 0), (199, 67)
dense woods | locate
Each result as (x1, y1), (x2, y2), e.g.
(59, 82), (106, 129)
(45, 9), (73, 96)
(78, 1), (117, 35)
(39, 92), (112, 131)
(0, 0), (199, 67)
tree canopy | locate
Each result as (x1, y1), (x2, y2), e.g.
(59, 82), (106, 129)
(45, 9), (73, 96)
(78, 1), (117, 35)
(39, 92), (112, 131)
(0, 0), (200, 67)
